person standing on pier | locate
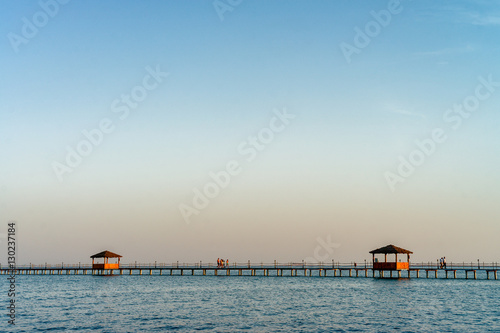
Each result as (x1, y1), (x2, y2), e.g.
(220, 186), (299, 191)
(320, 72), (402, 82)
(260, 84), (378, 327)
(226, 259), (229, 268)
(443, 257), (447, 269)
(217, 258), (220, 268)
(439, 257), (443, 269)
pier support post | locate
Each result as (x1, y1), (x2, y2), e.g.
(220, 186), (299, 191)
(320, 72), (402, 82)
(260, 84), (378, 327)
(203, 269), (206, 276)
(215, 269), (218, 276)
(435, 270), (437, 279)
(226, 269), (229, 276)
(150, 269), (152, 275)
(495, 271), (498, 280)
(349, 269), (352, 277)
(160, 270), (163, 275)
(193, 269), (195, 276)
(181, 269), (183, 276)
(139, 269), (142, 275)
(398, 271), (401, 278)
(474, 270), (477, 279)
(238, 269), (242, 276)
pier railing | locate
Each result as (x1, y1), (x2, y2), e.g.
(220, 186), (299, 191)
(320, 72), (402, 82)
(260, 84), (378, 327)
(3, 261), (499, 270)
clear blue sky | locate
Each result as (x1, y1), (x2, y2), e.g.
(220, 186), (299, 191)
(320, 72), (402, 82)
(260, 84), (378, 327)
(1, 0), (500, 264)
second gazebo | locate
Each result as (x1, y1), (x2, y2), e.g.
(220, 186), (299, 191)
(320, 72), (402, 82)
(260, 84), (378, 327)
(369, 244), (412, 278)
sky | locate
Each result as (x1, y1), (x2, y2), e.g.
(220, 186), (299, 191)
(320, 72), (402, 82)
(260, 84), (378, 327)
(1, 0), (499, 265)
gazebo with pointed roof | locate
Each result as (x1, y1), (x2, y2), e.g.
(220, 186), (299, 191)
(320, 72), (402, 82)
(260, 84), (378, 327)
(369, 244), (412, 271)
(90, 250), (122, 270)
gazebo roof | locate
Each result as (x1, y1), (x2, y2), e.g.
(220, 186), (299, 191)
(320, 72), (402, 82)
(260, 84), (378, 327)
(90, 250), (122, 258)
(369, 244), (413, 254)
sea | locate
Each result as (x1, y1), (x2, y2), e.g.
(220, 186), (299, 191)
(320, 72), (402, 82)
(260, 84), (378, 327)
(3, 274), (500, 332)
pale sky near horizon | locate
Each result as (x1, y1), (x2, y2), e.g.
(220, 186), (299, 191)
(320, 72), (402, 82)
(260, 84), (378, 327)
(1, 0), (499, 265)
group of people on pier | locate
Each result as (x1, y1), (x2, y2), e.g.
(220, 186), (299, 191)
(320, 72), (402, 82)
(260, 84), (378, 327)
(439, 257), (447, 269)
(217, 258), (228, 268)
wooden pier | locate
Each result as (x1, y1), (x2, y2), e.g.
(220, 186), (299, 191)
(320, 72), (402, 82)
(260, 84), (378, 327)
(1, 246), (496, 280)
(0, 262), (498, 280)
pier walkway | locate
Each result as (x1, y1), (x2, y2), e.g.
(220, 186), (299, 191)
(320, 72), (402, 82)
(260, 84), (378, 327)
(1, 262), (498, 280)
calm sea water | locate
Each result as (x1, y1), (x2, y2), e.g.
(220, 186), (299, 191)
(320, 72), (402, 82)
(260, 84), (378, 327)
(3, 275), (500, 332)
